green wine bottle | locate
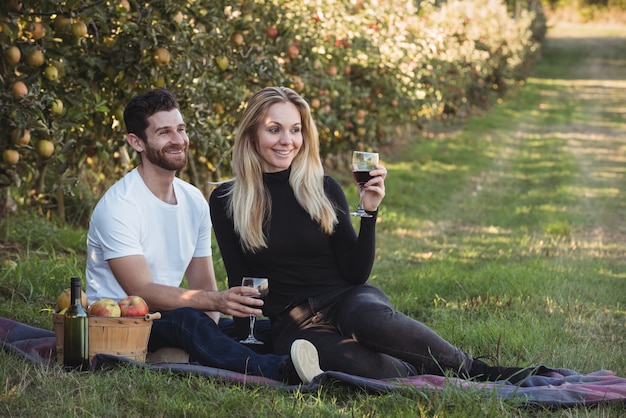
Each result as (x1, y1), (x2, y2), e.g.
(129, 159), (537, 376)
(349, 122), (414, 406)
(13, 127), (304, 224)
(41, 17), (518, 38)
(63, 277), (89, 371)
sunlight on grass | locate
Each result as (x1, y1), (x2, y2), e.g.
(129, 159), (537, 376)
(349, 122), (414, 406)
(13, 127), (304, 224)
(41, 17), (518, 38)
(566, 185), (620, 197)
(544, 221), (572, 236)
(527, 77), (626, 88)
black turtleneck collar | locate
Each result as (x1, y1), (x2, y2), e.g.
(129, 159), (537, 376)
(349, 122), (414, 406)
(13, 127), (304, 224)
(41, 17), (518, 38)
(263, 167), (291, 183)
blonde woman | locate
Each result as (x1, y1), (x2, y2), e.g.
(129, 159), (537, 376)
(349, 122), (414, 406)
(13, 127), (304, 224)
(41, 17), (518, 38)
(210, 86), (536, 382)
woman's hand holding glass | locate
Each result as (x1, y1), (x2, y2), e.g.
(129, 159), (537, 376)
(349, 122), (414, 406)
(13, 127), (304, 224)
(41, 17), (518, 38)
(350, 151), (386, 216)
(351, 151), (378, 217)
(360, 164), (386, 211)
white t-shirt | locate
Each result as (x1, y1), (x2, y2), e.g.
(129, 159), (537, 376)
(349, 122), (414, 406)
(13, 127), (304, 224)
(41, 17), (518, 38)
(85, 168), (212, 304)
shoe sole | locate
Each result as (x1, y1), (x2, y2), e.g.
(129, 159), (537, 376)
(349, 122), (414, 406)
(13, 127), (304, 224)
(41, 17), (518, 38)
(290, 339), (323, 384)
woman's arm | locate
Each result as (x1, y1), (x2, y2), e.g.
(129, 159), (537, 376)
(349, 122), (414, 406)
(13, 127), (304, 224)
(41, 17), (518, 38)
(209, 186), (256, 337)
(326, 177), (377, 284)
(328, 164), (386, 283)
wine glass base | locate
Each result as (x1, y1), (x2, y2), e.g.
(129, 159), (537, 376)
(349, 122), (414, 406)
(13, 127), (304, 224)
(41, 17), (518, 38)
(239, 337), (264, 345)
(350, 210), (373, 218)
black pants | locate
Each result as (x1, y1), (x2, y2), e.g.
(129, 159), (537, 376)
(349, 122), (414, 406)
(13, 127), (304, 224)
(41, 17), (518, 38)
(272, 285), (474, 379)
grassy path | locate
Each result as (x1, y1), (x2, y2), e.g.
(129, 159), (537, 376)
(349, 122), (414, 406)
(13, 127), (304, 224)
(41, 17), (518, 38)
(530, 24), (626, 244)
(373, 21), (626, 380)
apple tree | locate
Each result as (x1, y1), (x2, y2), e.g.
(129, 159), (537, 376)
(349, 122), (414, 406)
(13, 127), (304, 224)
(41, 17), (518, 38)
(1, 0), (546, 225)
(0, 0), (289, 223)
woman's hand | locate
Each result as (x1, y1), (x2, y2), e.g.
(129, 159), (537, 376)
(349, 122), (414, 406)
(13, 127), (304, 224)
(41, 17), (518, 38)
(361, 164), (387, 212)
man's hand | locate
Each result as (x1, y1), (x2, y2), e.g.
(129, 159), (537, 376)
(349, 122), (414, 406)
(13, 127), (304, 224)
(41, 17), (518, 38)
(108, 255), (259, 318)
(211, 286), (264, 318)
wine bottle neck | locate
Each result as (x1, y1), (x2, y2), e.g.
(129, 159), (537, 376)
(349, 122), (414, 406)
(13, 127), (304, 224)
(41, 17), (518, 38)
(70, 278), (82, 305)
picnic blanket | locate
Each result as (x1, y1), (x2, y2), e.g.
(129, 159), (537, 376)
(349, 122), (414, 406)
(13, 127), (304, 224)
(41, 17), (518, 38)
(2, 316), (626, 408)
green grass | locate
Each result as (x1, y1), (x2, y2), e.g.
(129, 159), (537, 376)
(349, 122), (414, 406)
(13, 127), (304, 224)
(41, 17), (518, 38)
(2, 23), (626, 417)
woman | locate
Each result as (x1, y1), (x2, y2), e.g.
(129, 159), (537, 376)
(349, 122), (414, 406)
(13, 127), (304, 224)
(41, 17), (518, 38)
(209, 86), (535, 382)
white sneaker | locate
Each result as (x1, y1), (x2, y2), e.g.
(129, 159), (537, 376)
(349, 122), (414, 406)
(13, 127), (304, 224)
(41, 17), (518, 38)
(290, 339), (324, 384)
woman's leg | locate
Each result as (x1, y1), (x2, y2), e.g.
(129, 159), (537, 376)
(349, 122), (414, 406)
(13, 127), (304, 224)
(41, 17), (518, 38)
(332, 285), (474, 376)
(272, 301), (418, 379)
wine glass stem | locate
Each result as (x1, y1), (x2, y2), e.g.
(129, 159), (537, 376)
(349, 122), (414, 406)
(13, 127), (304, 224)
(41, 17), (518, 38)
(248, 314), (256, 338)
(358, 187), (365, 212)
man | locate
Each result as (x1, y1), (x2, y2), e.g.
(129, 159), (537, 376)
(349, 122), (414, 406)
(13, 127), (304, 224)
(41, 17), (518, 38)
(85, 88), (322, 384)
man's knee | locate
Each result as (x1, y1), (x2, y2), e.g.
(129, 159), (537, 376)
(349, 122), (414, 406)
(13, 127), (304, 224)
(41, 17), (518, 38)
(161, 307), (216, 326)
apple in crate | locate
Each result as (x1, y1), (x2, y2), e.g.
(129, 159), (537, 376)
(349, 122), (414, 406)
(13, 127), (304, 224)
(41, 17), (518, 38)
(88, 298), (121, 317)
(118, 295), (149, 317)
(57, 288), (88, 312)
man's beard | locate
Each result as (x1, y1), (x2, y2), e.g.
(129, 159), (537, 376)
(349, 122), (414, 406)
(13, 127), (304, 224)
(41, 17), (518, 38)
(144, 144), (188, 171)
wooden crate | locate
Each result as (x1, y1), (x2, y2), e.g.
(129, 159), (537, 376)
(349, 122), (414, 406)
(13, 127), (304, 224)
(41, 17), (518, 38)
(53, 313), (159, 363)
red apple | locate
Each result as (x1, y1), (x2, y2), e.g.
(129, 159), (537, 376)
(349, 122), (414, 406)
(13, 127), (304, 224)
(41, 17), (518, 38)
(266, 27), (278, 39)
(88, 298), (121, 316)
(232, 33), (244, 46)
(118, 295), (149, 317)
(310, 98), (321, 109)
(287, 44), (299, 59)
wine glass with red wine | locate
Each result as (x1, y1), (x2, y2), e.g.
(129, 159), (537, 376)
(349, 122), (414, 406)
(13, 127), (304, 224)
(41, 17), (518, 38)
(239, 277), (269, 345)
(350, 151), (379, 217)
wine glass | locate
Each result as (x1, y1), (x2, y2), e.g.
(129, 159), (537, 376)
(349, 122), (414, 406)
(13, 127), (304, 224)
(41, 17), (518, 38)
(350, 151), (379, 217)
(239, 277), (269, 345)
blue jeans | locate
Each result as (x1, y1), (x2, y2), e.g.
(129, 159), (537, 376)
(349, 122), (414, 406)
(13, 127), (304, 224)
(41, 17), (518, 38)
(148, 307), (288, 381)
(272, 285), (473, 379)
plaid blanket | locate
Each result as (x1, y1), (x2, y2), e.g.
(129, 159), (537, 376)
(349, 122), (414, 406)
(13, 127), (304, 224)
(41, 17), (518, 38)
(2, 316), (625, 407)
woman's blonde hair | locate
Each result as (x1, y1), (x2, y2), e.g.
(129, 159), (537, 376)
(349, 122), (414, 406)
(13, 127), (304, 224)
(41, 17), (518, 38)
(225, 86), (337, 252)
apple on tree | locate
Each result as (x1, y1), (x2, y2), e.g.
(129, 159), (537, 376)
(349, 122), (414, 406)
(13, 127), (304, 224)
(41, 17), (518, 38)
(117, 295), (149, 317)
(50, 99), (64, 115)
(287, 44), (300, 59)
(266, 26), (278, 39)
(11, 81), (28, 98)
(4, 46), (21, 65)
(215, 56), (229, 71)
(88, 298), (121, 317)
(2, 149), (19, 165)
(11, 128), (30, 146)
(36, 140), (55, 158)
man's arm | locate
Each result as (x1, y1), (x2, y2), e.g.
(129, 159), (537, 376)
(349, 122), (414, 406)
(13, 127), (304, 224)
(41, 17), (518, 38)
(107, 255), (263, 319)
(185, 256), (220, 323)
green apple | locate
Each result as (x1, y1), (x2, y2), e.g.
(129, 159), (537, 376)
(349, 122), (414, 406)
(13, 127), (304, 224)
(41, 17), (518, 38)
(50, 99), (64, 114)
(36, 140), (55, 158)
(2, 149), (19, 165)
(4, 46), (21, 65)
(215, 56), (229, 71)
(88, 298), (121, 317)
(43, 65), (59, 81)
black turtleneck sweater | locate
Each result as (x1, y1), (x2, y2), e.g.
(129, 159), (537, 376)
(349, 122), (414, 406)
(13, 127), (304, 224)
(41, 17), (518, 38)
(209, 168), (377, 334)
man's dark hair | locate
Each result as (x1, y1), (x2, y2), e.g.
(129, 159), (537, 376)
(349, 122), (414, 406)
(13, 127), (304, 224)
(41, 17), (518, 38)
(123, 88), (179, 141)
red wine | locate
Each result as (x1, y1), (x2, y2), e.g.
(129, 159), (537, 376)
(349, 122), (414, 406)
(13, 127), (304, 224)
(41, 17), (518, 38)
(352, 170), (373, 186)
